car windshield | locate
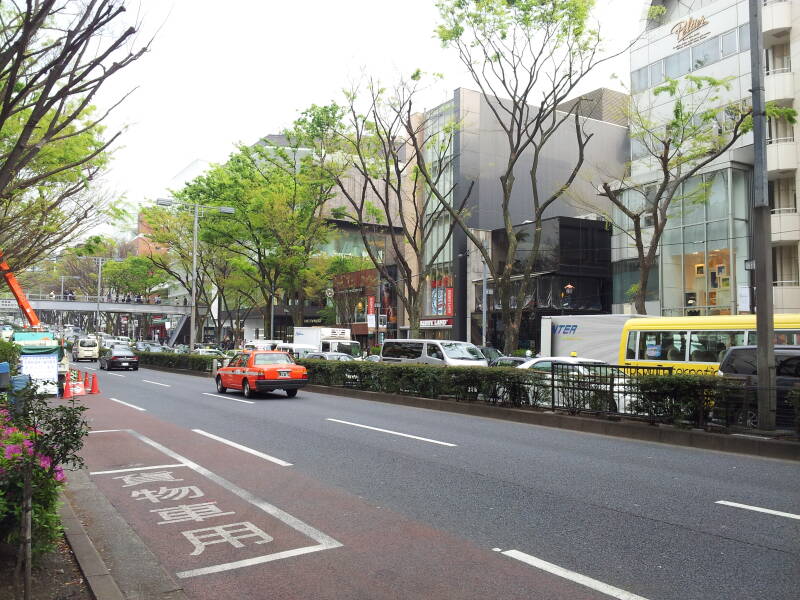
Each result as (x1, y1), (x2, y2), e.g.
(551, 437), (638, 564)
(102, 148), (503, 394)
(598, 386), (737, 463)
(79, 340), (97, 347)
(253, 353), (294, 365)
(440, 342), (484, 360)
(336, 341), (361, 357)
(112, 349), (134, 356)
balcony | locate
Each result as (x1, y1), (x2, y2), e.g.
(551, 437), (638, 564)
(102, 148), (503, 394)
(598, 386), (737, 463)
(771, 210), (800, 242)
(763, 0), (792, 42)
(765, 67), (794, 105)
(766, 138), (798, 175)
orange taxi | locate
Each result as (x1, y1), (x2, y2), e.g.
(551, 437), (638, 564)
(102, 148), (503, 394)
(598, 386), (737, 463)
(215, 351), (308, 398)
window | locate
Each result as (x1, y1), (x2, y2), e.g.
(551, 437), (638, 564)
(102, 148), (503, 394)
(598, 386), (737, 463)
(440, 342), (484, 360)
(426, 343), (444, 360)
(747, 330), (800, 344)
(79, 340), (97, 347)
(253, 353), (294, 365)
(631, 67), (649, 93)
(723, 349), (757, 375)
(738, 23), (750, 52)
(638, 331), (687, 361)
(776, 354), (800, 377)
(649, 61), (665, 87)
(665, 49), (690, 79)
(721, 29), (737, 57)
(692, 36), (720, 70)
(689, 331), (746, 362)
(531, 361), (552, 372)
(626, 332), (637, 359)
(382, 341), (423, 359)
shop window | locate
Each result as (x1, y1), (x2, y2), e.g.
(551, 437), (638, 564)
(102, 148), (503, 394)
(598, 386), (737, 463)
(638, 331), (687, 361)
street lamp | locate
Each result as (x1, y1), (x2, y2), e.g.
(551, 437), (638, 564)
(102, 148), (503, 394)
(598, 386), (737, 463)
(156, 198), (235, 350)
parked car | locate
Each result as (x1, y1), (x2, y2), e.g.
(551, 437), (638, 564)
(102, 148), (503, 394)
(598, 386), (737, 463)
(364, 355), (381, 362)
(380, 340), (488, 367)
(215, 351), (307, 398)
(490, 356), (527, 367)
(99, 346), (139, 371)
(716, 345), (799, 429)
(71, 337), (100, 362)
(305, 352), (354, 361)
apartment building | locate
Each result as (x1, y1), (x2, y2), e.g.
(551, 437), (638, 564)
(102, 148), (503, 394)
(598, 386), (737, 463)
(616, 0), (800, 315)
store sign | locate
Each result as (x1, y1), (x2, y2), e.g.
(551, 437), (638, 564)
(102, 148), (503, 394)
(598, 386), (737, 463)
(367, 296), (375, 315)
(420, 318), (453, 329)
(671, 15), (710, 49)
(445, 287), (454, 316)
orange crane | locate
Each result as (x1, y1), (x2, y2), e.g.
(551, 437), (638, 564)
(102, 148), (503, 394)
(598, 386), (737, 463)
(0, 249), (41, 328)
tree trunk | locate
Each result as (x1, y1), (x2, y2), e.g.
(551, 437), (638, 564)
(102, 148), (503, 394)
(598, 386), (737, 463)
(634, 263), (652, 315)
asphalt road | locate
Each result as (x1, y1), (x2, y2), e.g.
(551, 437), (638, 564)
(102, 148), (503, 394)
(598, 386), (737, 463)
(71, 362), (800, 600)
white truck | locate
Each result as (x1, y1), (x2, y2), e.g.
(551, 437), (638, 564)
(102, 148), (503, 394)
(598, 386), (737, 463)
(292, 327), (361, 357)
(539, 314), (649, 364)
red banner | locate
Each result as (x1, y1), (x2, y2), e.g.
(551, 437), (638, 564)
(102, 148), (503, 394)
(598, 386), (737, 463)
(445, 287), (454, 316)
(367, 296), (375, 315)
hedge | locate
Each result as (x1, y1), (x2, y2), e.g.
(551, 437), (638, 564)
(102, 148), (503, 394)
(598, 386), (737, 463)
(297, 359), (799, 432)
(134, 351), (215, 372)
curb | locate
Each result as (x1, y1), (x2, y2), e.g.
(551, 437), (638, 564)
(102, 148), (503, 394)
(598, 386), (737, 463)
(59, 493), (125, 600)
(306, 385), (800, 461)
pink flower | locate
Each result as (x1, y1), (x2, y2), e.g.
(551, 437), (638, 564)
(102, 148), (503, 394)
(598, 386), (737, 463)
(38, 455), (52, 470)
(4, 444), (22, 458)
(54, 466), (65, 482)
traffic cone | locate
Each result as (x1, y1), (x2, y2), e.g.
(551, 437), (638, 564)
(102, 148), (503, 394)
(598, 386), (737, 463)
(63, 371), (72, 399)
(83, 371), (90, 387)
(89, 372), (100, 395)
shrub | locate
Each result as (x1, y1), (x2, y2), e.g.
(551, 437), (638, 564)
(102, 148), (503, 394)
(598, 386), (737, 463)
(135, 351), (215, 372)
(0, 339), (20, 372)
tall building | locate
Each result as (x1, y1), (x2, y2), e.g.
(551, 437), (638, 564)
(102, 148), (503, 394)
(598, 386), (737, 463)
(616, 0), (799, 316)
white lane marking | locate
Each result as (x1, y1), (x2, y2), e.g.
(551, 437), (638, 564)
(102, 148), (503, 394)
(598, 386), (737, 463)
(325, 418), (457, 447)
(501, 549), (650, 600)
(192, 429), (292, 467)
(142, 379), (171, 387)
(202, 392), (254, 405)
(89, 429), (123, 434)
(117, 429), (340, 577)
(108, 397), (146, 411)
(716, 500), (800, 521)
(90, 463), (186, 475)
(106, 372), (125, 377)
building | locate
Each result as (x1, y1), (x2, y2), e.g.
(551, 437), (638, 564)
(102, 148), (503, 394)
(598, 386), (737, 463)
(404, 87), (629, 343)
(617, 0), (799, 316)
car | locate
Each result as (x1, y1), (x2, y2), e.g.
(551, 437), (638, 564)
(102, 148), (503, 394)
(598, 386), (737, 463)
(305, 352), (354, 361)
(71, 337), (99, 362)
(215, 351), (307, 399)
(479, 346), (504, 363)
(716, 345), (799, 429)
(490, 356), (527, 367)
(99, 346), (139, 371)
(364, 355), (381, 362)
(380, 339), (489, 367)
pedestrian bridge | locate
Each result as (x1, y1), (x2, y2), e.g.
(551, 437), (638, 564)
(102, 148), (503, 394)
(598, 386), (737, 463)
(0, 295), (192, 316)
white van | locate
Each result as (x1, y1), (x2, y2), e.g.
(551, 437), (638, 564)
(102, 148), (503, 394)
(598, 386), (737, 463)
(380, 339), (488, 367)
(72, 337), (99, 362)
(275, 343), (316, 359)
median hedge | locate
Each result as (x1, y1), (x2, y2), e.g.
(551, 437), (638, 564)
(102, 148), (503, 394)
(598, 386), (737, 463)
(134, 351), (215, 372)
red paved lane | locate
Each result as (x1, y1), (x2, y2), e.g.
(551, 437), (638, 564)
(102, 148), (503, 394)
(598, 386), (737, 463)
(75, 394), (606, 599)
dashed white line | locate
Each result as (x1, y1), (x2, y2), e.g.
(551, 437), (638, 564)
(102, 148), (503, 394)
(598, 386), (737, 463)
(202, 392), (254, 405)
(108, 397), (146, 411)
(325, 418), (457, 447)
(106, 372), (125, 377)
(89, 429), (122, 434)
(90, 463), (186, 475)
(192, 429), (292, 467)
(501, 549), (650, 600)
(142, 379), (171, 387)
(716, 500), (800, 521)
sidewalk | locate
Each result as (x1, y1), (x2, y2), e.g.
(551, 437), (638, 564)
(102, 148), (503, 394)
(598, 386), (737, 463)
(62, 467), (188, 600)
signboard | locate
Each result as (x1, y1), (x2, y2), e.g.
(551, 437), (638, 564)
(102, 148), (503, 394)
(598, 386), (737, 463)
(445, 287), (454, 316)
(431, 288), (446, 315)
(19, 354), (58, 395)
(366, 314), (376, 328)
(671, 15), (710, 50)
(420, 318), (453, 329)
(367, 296), (375, 315)
(0, 298), (15, 308)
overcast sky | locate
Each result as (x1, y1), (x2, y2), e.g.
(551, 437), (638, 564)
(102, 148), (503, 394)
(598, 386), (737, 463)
(95, 0), (649, 226)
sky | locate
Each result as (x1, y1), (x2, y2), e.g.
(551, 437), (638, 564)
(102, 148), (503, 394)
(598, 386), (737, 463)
(95, 0), (649, 229)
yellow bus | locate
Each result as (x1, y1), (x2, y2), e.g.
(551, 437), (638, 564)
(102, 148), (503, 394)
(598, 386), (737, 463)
(618, 314), (800, 374)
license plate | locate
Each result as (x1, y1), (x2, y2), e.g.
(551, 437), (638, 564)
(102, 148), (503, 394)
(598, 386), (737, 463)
(121, 362), (129, 366)
(278, 370), (290, 378)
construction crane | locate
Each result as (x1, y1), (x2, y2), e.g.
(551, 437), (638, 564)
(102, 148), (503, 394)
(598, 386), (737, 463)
(0, 249), (41, 328)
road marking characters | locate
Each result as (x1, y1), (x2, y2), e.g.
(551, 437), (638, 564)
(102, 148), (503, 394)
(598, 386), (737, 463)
(143, 379), (171, 387)
(109, 397), (146, 411)
(501, 549), (650, 600)
(202, 392), (254, 405)
(325, 418), (457, 447)
(192, 429), (292, 467)
(716, 500), (800, 521)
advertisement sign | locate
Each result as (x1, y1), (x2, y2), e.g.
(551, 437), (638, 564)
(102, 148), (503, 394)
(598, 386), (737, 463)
(431, 288), (445, 315)
(366, 314), (377, 328)
(445, 287), (454, 316)
(19, 354), (58, 395)
(420, 318), (453, 329)
(367, 296), (375, 315)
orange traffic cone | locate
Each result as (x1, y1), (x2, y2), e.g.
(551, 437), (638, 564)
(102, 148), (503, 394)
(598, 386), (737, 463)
(83, 371), (90, 387)
(63, 371), (73, 399)
(89, 372), (100, 395)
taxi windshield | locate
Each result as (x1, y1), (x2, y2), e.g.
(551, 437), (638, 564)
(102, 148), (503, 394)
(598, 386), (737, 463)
(253, 353), (294, 365)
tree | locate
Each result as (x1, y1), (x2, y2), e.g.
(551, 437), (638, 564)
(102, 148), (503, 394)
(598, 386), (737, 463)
(432, 0), (625, 352)
(594, 76), (796, 314)
(318, 81), (471, 338)
(103, 256), (167, 298)
(0, 1), (146, 270)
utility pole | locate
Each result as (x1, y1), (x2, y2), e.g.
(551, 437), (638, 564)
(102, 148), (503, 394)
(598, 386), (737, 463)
(191, 202), (199, 350)
(481, 243), (488, 347)
(749, 0), (776, 429)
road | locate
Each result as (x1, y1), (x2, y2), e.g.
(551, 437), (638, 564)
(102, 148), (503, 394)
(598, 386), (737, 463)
(68, 362), (800, 600)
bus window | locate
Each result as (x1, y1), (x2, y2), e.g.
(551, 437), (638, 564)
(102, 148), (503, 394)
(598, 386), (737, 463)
(747, 330), (800, 345)
(689, 331), (746, 362)
(638, 331), (687, 361)
(626, 332), (637, 359)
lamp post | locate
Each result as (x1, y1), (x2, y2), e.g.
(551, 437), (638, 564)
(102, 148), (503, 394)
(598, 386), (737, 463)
(156, 198), (235, 350)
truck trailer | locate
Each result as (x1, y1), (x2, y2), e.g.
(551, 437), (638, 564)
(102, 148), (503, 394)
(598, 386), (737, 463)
(539, 314), (650, 364)
(292, 327), (361, 357)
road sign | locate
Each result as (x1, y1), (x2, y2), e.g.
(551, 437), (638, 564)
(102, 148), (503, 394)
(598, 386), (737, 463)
(325, 288), (334, 299)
